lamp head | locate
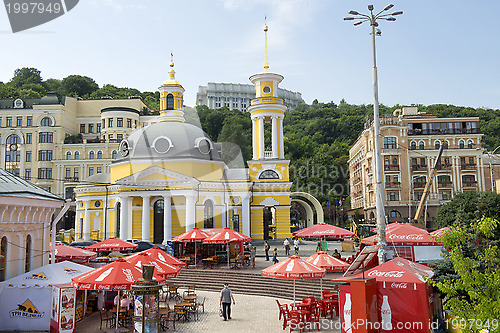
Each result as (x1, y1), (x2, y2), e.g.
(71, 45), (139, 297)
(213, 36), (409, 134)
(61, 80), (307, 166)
(368, 4), (374, 10)
(349, 10), (359, 15)
(384, 4), (394, 11)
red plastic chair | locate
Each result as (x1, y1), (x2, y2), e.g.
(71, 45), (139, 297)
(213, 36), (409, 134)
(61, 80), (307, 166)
(288, 310), (304, 333)
(308, 304), (321, 331)
(322, 290), (331, 299)
(276, 299), (288, 321)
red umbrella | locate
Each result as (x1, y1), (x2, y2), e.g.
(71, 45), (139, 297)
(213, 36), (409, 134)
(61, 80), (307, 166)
(124, 252), (180, 279)
(129, 247), (187, 268)
(84, 237), (138, 252)
(370, 222), (404, 233)
(292, 223), (356, 240)
(430, 227), (449, 238)
(203, 228), (252, 267)
(361, 223), (442, 246)
(52, 244), (97, 263)
(261, 255), (326, 303)
(172, 228), (211, 266)
(304, 251), (349, 273)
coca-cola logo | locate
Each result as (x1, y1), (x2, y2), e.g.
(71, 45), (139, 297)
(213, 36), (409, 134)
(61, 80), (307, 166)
(391, 282), (407, 289)
(97, 285), (111, 290)
(344, 309), (351, 315)
(388, 234), (424, 240)
(367, 270), (405, 278)
(381, 309), (392, 314)
(79, 284), (91, 289)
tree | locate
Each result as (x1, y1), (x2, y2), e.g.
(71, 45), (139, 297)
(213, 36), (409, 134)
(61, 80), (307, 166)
(61, 75), (99, 97)
(9, 67), (42, 88)
(43, 78), (63, 95)
(431, 217), (500, 333)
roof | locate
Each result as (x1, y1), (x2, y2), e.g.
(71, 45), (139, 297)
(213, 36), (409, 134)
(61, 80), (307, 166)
(0, 169), (63, 201)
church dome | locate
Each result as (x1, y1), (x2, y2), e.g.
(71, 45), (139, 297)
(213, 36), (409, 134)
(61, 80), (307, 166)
(115, 121), (221, 162)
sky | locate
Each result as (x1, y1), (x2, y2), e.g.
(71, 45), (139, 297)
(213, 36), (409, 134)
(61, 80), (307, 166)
(0, 0), (499, 109)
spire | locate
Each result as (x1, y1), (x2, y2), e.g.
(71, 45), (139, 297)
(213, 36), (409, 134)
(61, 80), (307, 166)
(169, 51), (176, 80)
(264, 16), (269, 72)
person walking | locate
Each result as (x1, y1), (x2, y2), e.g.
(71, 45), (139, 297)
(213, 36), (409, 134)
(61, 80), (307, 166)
(294, 238), (300, 255)
(283, 238), (291, 256)
(264, 241), (270, 261)
(250, 246), (256, 268)
(272, 248), (279, 264)
(220, 283), (235, 321)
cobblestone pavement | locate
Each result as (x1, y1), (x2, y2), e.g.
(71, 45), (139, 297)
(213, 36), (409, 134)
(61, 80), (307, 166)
(76, 290), (341, 333)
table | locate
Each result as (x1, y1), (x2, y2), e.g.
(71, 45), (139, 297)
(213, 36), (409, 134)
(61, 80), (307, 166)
(202, 257), (217, 269)
(290, 302), (309, 310)
(183, 295), (197, 302)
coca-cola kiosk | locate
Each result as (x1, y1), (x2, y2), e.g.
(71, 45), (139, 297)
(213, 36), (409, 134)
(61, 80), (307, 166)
(50, 284), (76, 333)
(337, 278), (378, 333)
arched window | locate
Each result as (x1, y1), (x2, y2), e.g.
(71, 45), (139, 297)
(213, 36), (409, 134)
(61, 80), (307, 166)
(166, 93), (174, 110)
(25, 235), (31, 272)
(5, 134), (21, 176)
(74, 151), (80, 160)
(467, 140), (473, 149)
(434, 141), (441, 149)
(0, 236), (6, 281)
(459, 140), (465, 149)
(40, 117), (52, 126)
(410, 141), (416, 150)
(66, 151), (71, 160)
(390, 210), (401, 218)
(89, 151), (95, 159)
(259, 170), (280, 179)
(443, 140), (449, 149)
(112, 150), (117, 159)
(97, 151), (103, 159)
(204, 200), (214, 229)
(419, 141), (425, 150)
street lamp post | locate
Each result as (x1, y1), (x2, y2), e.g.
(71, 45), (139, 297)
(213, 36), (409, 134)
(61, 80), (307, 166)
(487, 146), (500, 191)
(344, 4), (402, 264)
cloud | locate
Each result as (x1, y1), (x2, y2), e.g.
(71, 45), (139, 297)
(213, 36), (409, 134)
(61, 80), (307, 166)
(99, 0), (145, 11)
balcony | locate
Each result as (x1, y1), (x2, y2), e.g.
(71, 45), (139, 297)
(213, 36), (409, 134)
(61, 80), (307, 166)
(408, 128), (479, 136)
(384, 164), (400, 171)
(413, 182), (426, 189)
(65, 177), (80, 182)
(385, 182), (401, 189)
(436, 164), (452, 171)
(438, 181), (453, 188)
(462, 180), (477, 188)
(367, 183), (374, 191)
(460, 163), (476, 170)
(263, 151), (273, 158)
(412, 165), (427, 172)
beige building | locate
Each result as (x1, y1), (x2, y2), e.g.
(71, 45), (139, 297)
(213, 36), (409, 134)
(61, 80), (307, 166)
(0, 94), (154, 228)
(349, 106), (500, 228)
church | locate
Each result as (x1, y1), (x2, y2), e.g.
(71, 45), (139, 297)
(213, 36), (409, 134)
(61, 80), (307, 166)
(74, 23), (296, 242)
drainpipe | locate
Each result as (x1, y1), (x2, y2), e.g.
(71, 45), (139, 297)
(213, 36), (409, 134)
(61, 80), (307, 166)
(51, 199), (71, 264)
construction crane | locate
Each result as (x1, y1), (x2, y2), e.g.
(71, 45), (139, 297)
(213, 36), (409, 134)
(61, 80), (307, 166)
(413, 145), (445, 228)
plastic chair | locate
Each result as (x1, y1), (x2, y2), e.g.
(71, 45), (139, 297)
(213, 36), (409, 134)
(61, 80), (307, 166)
(99, 309), (115, 329)
(322, 290), (331, 299)
(197, 296), (206, 313)
(276, 299), (288, 320)
(288, 310), (304, 333)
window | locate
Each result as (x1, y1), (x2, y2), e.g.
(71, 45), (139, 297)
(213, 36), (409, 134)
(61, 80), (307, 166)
(102, 119), (105, 129)
(16, 116), (22, 126)
(109, 134), (113, 140)
(112, 150), (117, 159)
(443, 141), (449, 149)
(469, 157), (474, 165)
(259, 170), (280, 179)
(26, 133), (32, 144)
(117, 118), (123, 127)
(390, 210), (401, 218)
(383, 137), (397, 149)
(410, 141), (416, 150)
(387, 192), (400, 201)
(392, 157), (398, 165)
(117, 134), (123, 141)
(80, 124), (85, 133)
(66, 151), (71, 160)
(108, 118), (113, 127)
(412, 158), (417, 166)
(26, 151), (32, 162)
(27, 116), (32, 126)
(66, 168), (71, 178)
(88, 124), (94, 133)
(6, 117), (12, 127)
(97, 151), (102, 159)
(467, 140), (473, 149)
(74, 168), (79, 180)
(419, 141), (424, 150)
(166, 94), (174, 110)
(96, 123), (101, 132)
(89, 167), (94, 176)
(38, 150), (53, 161)
(39, 132), (53, 143)
(127, 118), (132, 128)
(40, 117), (52, 126)
(74, 151), (80, 160)
(385, 175), (391, 183)
(420, 158), (426, 166)
(25, 169), (31, 180)
(89, 151), (95, 159)
(38, 168), (52, 179)
(0, 237), (6, 281)
(204, 200), (214, 229)
(434, 141), (440, 149)
(25, 235), (31, 273)
(460, 157), (466, 165)
(394, 175), (399, 183)
(97, 166), (102, 174)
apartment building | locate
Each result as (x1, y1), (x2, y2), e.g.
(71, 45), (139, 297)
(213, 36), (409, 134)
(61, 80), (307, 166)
(0, 93), (153, 228)
(349, 106), (499, 228)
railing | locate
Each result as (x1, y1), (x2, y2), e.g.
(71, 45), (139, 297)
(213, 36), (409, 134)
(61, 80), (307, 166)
(412, 165), (427, 171)
(384, 165), (400, 171)
(385, 182), (401, 189)
(263, 151), (274, 158)
(65, 177), (79, 182)
(408, 128), (479, 136)
(460, 163), (476, 170)
(462, 180), (477, 187)
(436, 164), (452, 171)
(413, 182), (426, 189)
(438, 181), (453, 188)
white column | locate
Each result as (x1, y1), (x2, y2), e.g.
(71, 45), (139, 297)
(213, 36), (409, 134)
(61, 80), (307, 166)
(258, 116), (265, 159)
(142, 196), (151, 241)
(127, 196), (133, 240)
(163, 195), (172, 243)
(18, 234), (24, 274)
(42, 212), (50, 266)
(102, 205), (108, 240)
(252, 117), (257, 160)
(242, 196), (250, 236)
(83, 199), (91, 241)
(185, 194), (196, 231)
(279, 117), (284, 159)
(119, 195), (129, 239)
(272, 116), (278, 158)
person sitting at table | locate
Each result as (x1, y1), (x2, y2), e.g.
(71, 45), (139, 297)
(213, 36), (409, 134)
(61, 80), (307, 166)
(114, 294), (131, 310)
(332, 249), (341, 259)
(236, 252), (244, 267)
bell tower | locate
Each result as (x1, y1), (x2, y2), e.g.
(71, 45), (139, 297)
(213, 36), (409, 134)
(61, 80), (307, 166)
(158, 53), (185, 122)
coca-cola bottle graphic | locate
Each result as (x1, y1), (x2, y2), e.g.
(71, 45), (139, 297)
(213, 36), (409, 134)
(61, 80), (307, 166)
(381, 295), (392, 331)
(343, 293), (352, 333)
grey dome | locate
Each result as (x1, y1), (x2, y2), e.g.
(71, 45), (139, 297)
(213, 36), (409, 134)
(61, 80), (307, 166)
(39, 92), (61, 105)
(117, 121), (221, 162)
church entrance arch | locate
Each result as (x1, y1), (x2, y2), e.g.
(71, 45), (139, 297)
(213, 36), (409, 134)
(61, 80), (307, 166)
(290, 192), (324, 228)
(153, 199), (164, 244)
(263, 207), (276, 240)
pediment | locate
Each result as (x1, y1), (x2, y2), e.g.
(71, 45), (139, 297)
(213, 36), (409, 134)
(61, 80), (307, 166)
(116, 166), (195, 185)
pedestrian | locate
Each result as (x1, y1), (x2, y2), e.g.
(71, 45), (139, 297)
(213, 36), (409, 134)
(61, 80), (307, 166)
(250, 246), (256, 268)
(283, 238), (291, 256)
(272, 248), (279, 264)
(332, 249), (341, 259)
(294, 238), (300, 255)
(316, 241), (322, 252)
(220, 283), (235, 321)
(264, 241), (270, 261)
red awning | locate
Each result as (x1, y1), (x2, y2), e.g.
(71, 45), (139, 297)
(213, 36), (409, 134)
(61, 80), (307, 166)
(292, 223), (356, 240)
(202, 228), (252, 244)
(128, 247), (187, 268)
(84, 238), (138, 252)
(171, 227), (210, 242)
(361, 223), (442, 246)
(53, 244), (97, 263)
(71, 258), (164, 291)
(304, 251), (349, 273)
(124, 252), (180, 279)
(261, 255), (326, 279)
(430, 227), (449, 238)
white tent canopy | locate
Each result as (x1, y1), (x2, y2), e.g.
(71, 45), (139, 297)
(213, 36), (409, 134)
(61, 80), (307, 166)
(0, 261), (93, 332)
